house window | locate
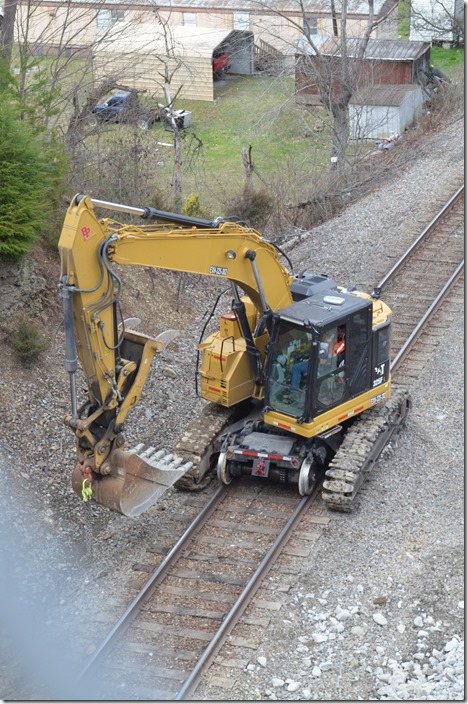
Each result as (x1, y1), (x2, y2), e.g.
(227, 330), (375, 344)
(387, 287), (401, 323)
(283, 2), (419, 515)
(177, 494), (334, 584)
(182, 12), (197, 26)
(233, 12), (249, 30)
(96, 9), (125, 29)
(303, 17), (318, 35)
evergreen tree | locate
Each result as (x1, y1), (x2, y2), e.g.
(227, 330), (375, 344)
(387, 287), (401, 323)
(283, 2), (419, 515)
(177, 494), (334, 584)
(0, 98), (53, 260)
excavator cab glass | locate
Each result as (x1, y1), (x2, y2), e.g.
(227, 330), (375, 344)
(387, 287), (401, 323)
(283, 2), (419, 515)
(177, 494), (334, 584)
(314, 325), (347, 409)
(267, 319), (314, 419)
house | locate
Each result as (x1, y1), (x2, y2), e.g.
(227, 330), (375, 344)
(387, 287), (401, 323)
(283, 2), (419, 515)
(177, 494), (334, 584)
(410, 0), (464, 46)
(16, 0), (398, 62)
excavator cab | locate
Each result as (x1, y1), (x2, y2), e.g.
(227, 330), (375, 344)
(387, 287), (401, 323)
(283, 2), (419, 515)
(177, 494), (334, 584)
(265, 280), (391, 426)
(216, 280), (393, 495)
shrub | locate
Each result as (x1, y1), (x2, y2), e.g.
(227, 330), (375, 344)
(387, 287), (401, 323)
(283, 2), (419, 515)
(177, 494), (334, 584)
(182, 193), (209, 218)
(226, 189), (275, 230)
(11, 318), (47, 366)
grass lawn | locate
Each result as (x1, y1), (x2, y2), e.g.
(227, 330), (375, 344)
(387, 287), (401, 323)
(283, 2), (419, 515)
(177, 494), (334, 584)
(136, 75), (332, 212)
(430, 46), (465, 79)
(397, 0), (411, 39)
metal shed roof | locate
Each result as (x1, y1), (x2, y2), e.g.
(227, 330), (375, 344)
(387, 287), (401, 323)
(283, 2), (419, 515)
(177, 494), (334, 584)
(168, 0), (391, 12)
(304, 38), (430, 60)
(48, 0), (391, 14)
(351, 84), (423, 106)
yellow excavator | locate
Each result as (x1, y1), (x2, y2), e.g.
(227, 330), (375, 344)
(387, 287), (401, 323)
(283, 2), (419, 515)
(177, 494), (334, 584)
(58, 195), (409, 517)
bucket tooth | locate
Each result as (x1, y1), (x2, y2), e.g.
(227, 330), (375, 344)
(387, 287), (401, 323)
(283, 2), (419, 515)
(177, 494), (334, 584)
(139, 446), (156, 459)
(130, 443), (145, 454)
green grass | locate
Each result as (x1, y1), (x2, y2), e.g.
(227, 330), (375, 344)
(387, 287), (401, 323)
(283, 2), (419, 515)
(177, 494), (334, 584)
(430, 47), (465, 78)
(397, 0), (411, 39)
(136, 75), (332, 212)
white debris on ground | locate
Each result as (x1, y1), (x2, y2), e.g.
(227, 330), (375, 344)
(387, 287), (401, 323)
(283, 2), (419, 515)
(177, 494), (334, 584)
(261, 604), (464, 701)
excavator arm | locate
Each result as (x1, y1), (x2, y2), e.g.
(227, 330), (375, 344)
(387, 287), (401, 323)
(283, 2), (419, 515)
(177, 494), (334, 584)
(58, 194), (293, 516)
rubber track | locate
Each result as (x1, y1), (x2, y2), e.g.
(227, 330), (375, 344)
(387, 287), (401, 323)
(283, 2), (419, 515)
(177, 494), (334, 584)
(322, 387), (411, 511)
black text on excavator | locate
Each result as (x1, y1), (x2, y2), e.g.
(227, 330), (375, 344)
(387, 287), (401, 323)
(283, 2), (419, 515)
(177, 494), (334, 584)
(58, 195), (409, 517)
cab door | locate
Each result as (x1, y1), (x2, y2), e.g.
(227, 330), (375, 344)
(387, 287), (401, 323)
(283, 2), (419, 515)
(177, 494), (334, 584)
(315, 325), (347, 412)
(314, 307), (372, 414)
(346, 308), (372, 397)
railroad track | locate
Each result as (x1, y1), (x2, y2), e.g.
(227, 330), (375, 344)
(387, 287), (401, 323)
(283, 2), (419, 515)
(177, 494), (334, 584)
(77, 186), (464, 700)
(375, 184), (464, 379)
(77, 481), (329, 699)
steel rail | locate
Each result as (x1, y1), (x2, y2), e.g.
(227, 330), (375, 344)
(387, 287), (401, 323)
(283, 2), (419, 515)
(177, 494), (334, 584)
(391, 260), (464, 373)
(374, 184), (464, 295)
(76, 483), (313, 701)
(175, 491), (314, 700)
(76, 484), (226, 682)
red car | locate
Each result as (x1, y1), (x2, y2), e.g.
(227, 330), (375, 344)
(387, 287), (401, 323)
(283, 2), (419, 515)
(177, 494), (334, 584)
(212, 50), (229, 76)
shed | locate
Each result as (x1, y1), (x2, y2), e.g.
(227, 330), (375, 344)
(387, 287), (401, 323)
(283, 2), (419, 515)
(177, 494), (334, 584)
(349, 84), (424, 139)
(92, 25), (255, 102)
(295, 38), (431, 105)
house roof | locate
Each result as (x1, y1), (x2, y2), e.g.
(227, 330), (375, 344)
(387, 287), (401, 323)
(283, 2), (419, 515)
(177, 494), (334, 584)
(47, 0), (392, 15)
(301, 38), (431, 60)
(95, 25), (251, 57)
(351, 84), (423, 105)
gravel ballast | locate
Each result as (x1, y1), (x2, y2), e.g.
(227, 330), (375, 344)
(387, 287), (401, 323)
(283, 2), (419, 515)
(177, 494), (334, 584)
(0, 113), (464, 700)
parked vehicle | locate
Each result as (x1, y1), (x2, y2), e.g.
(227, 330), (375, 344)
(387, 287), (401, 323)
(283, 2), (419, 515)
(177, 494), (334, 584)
(212, 50), (230, 77)
(136, 104), (172, 131)
(86, 91), (189, 131)
(87, 91), (140, 127)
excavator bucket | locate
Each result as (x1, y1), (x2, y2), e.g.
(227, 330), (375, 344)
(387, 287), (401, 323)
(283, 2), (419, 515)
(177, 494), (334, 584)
(72, 445), (193, 517)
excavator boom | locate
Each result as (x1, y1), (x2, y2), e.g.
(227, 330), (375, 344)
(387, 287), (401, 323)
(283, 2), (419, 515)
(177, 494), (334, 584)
(58, 195), (293, 516)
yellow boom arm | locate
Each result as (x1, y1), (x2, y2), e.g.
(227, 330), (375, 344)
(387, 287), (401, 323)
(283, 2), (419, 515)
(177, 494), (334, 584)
(58, 195), (293, 515)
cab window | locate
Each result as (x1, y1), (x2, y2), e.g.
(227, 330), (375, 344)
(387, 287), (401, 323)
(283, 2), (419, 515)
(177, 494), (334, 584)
(267, 320), (313, 419)
(376, 325), (390, 365)
(315, 325), (346, 410)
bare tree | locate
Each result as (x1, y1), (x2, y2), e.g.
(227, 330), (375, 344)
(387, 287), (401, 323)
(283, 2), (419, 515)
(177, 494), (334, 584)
(410, 0), (464, 45)
(251, 0), (395, 168)
(7, 1), (138, 130)
(154, 11), (187, 211)
(66, 77), (133, 150)
(241, 145), (255, 195)
(0, 0), (17, 69)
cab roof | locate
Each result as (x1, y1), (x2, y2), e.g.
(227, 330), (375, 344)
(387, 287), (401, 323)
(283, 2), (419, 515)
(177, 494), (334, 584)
(277, 288), (371, 329)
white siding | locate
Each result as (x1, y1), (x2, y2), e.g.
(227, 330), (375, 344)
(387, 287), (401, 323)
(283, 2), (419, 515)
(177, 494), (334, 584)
(92, 26), (254, 102)
(349, 88), (424, 139)
(350, 104), (400, 139)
